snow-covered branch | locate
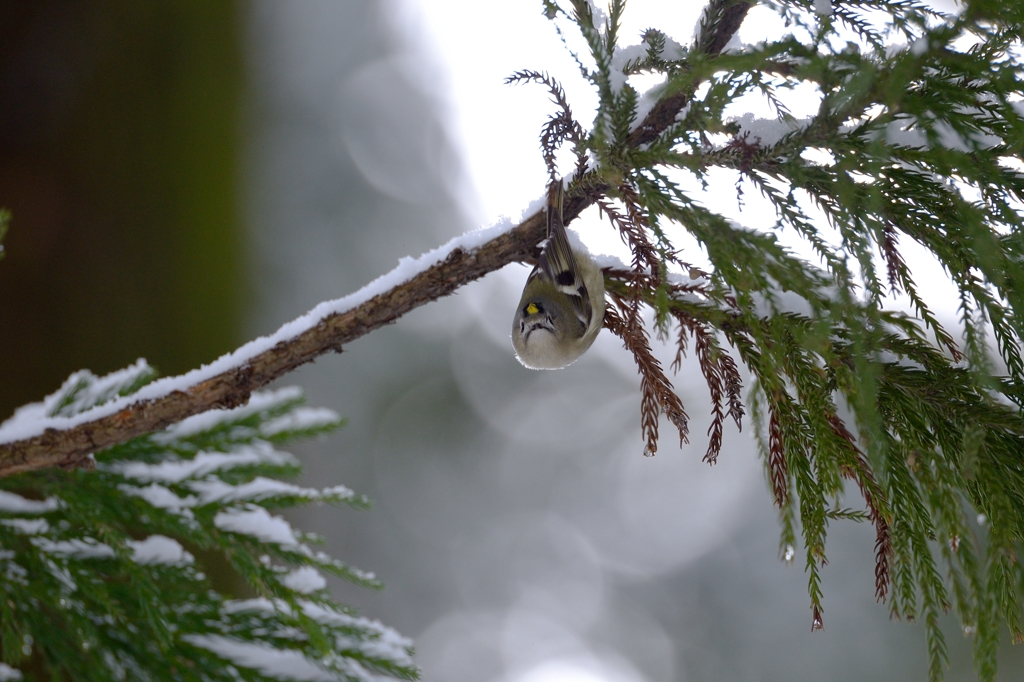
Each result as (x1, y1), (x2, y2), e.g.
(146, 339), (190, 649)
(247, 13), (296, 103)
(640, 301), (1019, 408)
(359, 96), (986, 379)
(0, 0), (752, 479)
(0, 212), (554, 478)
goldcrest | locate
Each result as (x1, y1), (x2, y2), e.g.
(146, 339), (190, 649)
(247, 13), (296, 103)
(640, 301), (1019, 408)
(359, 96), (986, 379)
(512, 186), (605, 369)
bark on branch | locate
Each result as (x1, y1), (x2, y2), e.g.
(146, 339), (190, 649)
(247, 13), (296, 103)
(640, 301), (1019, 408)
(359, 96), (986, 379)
(0, 0), (751, 478)
(0, 213), (554, 478)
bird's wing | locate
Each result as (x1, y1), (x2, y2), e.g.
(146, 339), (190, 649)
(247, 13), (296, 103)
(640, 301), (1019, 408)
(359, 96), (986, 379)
(535, 185), (592, 330)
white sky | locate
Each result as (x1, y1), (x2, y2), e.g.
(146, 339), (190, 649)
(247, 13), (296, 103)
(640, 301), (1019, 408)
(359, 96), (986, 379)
(395, 1), (704, 224)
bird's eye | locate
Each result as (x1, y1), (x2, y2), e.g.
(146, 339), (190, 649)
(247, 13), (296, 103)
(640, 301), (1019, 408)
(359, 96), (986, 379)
(525, 302), (542, 315)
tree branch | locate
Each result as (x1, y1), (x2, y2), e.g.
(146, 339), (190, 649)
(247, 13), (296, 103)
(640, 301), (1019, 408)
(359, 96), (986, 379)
(0, 1), (753, 479)
(0, 214), (552, 478)
(628, 0), (754, 147)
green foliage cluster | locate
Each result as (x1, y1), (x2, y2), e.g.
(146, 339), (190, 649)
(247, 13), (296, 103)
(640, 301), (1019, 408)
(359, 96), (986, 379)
(3, 0), (1024, 680)
(0, 362), (415, 682)
(537, 0), (1024, 679)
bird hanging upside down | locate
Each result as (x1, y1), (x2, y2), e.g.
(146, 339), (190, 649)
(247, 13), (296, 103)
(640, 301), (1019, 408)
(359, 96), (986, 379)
(511, 184), (605, 370)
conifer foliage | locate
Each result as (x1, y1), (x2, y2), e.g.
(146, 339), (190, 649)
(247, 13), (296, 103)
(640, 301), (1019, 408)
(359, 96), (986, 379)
(522, 0), (1024, 680)
(0, 361), (416, 682)
(1, 0), (1024, 681)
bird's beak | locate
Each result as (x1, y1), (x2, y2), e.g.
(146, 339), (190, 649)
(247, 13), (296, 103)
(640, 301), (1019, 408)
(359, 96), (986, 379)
(523, 318), (555, 342)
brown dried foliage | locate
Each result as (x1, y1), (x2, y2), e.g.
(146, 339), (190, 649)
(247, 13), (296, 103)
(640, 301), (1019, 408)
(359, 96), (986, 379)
(723, 131), (764, 173)
(603, 266), (743, 461)
(604, 305), (689, 455)
(811, 604), (824, 632)
(719, 351), (744, 430)
(678, 320), (746, 464)
(829, 414), (893, 603)
(767, 401), (789, 507)
(595, 196), (653, 329)
(881, 222), (907, 297)
(589, 181), (664, 281)
(505, 71), (589, 184)
(695, 326), (725, 464)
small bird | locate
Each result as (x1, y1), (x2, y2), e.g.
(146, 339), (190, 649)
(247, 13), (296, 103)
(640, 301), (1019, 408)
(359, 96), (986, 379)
(512, 184), (605, 369)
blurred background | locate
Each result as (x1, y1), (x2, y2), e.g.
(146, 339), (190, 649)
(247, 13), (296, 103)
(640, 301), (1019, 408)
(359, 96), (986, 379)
(0, 1), (1019, 680)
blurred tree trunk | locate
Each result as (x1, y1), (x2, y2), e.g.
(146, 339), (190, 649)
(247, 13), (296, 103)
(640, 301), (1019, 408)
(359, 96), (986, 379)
(0, 1), (245, 419)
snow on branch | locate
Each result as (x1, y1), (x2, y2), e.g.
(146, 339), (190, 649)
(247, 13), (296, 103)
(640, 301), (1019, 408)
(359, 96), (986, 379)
(0, 213), (547, 478)
(0, 0), (752, 479)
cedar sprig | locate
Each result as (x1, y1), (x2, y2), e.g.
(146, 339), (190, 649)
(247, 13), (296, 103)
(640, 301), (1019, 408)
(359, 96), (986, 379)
(767, 400), (789, 507)
(881, 222), (906, 297)
(719, 351), (744, 430)
(603, 304), (689, 454)
(691, 320), (724, 463)
(604, 268), (741, 460)
(504, 70), (588, 184)
(0, 378), (415, 681)
(528, 1), (1024, 678)
(829, 414), (894, 603)
(593, 196), (661, 276)
(676, 307), (745, 462)
(593, 190), (659, 340)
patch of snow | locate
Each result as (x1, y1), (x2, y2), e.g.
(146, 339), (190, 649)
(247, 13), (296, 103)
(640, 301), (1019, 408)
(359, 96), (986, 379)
(846, 170), (875, 184)
(218, 598), (413, 667)
(0, 663), (22, 681)
(321, 485), (357, 499)
(0, 491), (60, 514)
(1, 518), (49, 535)
(46, 560), (76, 591)
(104, 443), (295, 484)
(127, 535), (193, 565)
(281, 566), (326, 594)
(589, 251), (630, 271)
(153, 387), (304, 444)
(181, 635), (334, 682)
(800, 147), (836, 166)
(214, 505), (297, 546)
(119, 483), (198, 512)
(33, 538), (115, 560)
(730, 112), (812, 147)
(634, 33), (686, 62)
(222, 598), (413, 667)
(0, 360), (154, 432)
(300, 603), (414, 666)
(881, 115), (999, 151)
(259, 407), (340, 438)
(632, 79), (665, 127)
(53, 360), (155, 417)
(222, 597), (277, 615)
(720, 31), (745, 55)
(607, 59), (628, 95)
(0, 218), (522, 447)
(612, 42), (647, 73)
(2, 559), (26, 585)
(190, 477), (347, 506)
